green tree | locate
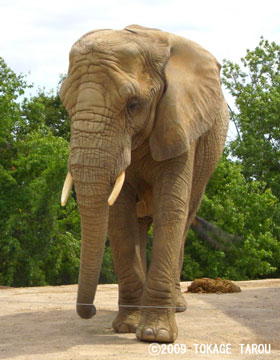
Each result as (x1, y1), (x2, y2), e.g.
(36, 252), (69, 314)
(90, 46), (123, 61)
(0, 57), (30, 144)
(0, 130), (79, 286)
(0, 58), (114, 286)
(20, 89), (70, 141)
(222, 38), (280, 198)
(181, 155), (280, 280)
(0, 58), (79, 286)
(0, 57), (30, 246)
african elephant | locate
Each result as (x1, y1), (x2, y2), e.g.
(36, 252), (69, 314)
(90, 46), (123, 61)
(60, 25), (229, 343)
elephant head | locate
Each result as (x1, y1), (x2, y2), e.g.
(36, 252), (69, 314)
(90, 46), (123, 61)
(60, 25), (223, 319)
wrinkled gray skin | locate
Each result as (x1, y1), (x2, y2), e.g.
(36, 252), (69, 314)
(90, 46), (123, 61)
(60, 25), (229, 343)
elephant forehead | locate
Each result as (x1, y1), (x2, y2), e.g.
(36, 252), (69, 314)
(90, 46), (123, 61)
(72, 30), (144, 60)
(69, 38), (149, 87)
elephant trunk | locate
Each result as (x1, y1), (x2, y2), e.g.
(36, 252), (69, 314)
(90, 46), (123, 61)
(76, 195), (109, 319)
(72, 158), (114, 319)
(74, 172), (125, 319)
(67, 113), (131, 319)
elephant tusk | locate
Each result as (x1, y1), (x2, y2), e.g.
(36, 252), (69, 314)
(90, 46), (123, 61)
(61, 172), (73, 206)
(108, 171), (125, 206)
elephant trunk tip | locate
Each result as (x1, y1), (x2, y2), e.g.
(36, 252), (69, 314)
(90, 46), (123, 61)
(76, 303), (96, 319)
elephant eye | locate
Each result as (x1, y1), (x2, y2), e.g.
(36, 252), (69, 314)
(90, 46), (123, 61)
(127, 98), (141, 115)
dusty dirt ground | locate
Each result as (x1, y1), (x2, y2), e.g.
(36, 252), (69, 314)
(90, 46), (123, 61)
(0, 279), (279, 360)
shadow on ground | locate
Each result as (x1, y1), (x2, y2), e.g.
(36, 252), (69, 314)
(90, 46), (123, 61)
(0, 308), (139, 359)
(184, 286), (280, 350)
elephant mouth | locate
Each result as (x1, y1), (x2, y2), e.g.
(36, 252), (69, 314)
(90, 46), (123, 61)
(61, 170), (126, 207)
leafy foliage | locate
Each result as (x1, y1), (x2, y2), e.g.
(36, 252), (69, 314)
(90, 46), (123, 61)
(21, 90), (70, 141)
(223, 38), (280, 198)
(181, 155), (280, 280)
(0, 127), (79, 285)
(0, 57), (78, 285)
(0, 57), (115, 286)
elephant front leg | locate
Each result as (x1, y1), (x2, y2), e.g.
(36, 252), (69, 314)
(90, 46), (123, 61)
(136, 222), (186, 342)
(108, 183), (145, 333)
(136, 154), (193, 343)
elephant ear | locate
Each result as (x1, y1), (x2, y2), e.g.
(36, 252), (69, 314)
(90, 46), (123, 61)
(149, 33), (224, 161)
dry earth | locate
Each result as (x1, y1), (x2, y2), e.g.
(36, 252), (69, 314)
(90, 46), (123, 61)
(0, 279), (279, 360)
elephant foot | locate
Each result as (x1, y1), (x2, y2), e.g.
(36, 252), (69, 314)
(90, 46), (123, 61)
(112, 308), (141, 333)
(175, 291), (187, 312)
(136, 308), (178, 343)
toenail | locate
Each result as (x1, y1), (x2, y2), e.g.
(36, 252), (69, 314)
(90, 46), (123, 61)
(118, 323), (129, 333)
(157, 329), (171, 342)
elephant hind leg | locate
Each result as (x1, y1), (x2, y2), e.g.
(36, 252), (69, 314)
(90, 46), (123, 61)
(174, 228), (188, 313)
(174, 199), (201, 312)
(138, 216), (153, 276)
(175, 117), (228, 304)
(112, 308), (141, 333)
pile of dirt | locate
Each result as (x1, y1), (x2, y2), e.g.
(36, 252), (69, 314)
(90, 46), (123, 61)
(186, 277), (241, 294)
